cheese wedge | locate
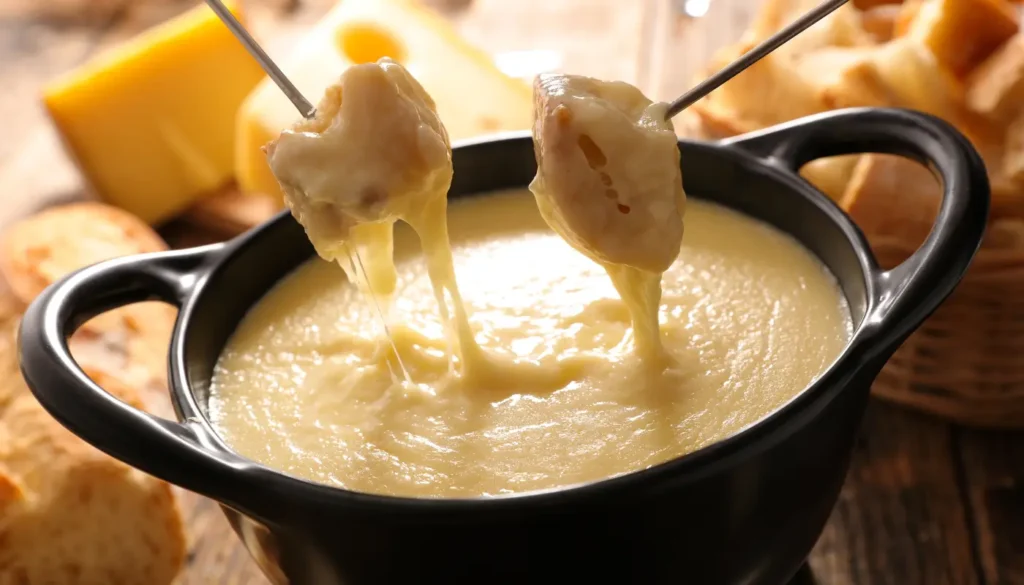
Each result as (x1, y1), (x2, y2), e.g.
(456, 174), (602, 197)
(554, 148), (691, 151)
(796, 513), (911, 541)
(236, 0), (532, 201)
(43, 1), (265, 225)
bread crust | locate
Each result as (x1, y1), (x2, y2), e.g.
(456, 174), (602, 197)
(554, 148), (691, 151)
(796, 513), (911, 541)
(0, 203), (187, 584)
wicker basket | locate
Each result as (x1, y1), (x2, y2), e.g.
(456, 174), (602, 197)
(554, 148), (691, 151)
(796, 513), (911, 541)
(681, 63), (1024, 429)
(684, 108), (1024, 428)
(867, 227), (1024, 428)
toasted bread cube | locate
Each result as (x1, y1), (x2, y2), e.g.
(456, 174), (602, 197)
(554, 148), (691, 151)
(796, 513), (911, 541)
(899, 0), (1019, 77)
(861, 5), (902, 42)
(966, 36), (1024, 122)
(800, 155), (862, 202)
(893, 0), (922, 37)
(840, 154), (940, 246)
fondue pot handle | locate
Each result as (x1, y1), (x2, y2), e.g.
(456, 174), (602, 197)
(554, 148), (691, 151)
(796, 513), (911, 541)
(18, 245), (253, 504)
(723, 107), (990, 351)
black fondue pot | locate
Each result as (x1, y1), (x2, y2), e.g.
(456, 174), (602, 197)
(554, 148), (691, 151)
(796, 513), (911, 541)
(19, 108), (989, 585)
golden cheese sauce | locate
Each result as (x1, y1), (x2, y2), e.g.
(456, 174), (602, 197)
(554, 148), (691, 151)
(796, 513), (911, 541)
(265, 58), (559, 388)
(208, 189), (852, 498)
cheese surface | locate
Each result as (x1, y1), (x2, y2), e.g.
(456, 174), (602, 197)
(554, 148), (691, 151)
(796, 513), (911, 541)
(43, 1), (265, 225)
(237, 0), (533, 201)
(208, 190), (852, 498)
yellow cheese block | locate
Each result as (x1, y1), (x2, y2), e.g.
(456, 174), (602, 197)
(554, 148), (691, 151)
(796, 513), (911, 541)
(43, 1), (266, 225)
(236, 0), (533, 201)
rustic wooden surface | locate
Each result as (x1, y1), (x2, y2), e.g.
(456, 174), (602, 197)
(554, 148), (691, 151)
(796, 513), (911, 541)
(2, 0), (1024, 584)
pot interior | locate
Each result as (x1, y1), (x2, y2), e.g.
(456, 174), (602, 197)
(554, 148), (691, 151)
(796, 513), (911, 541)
(180, 136), (872, 422)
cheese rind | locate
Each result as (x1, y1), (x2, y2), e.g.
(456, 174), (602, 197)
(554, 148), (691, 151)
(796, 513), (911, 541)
(42, 1), (265, 225)
(236, 0), (533, 201)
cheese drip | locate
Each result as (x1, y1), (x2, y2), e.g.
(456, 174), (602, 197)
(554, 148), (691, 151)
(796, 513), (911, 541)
(529, 73), (686, 361)
(265, 58), (578, 389)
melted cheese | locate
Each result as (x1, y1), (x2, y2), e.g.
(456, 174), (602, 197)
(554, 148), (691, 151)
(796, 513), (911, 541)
(248, 65), (850, 498)
(529, 73), (686, 360)
(265, 59), (571, 387)
(208, 190), (851, 497)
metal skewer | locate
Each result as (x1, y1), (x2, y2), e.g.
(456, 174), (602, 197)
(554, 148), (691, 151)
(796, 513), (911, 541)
(203, 0), (317, 119)
(204, 0), (415, 382)
(663, 0), (850, 120)
(208, 0), (847, 125)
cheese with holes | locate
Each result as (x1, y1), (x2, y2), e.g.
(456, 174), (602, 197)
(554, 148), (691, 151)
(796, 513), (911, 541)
(236, 0), (532, 201)
(43, 1), (265, 225)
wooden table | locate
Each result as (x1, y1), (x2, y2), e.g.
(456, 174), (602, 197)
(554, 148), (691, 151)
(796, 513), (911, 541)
(1, 1), (1022, 583)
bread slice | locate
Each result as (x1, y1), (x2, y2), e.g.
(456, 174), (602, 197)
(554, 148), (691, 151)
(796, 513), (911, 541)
(748, 0), (874, 55)
(0, 202), (177, 417)
(797, 46), (899, 109)
(0, 202), (166, 303)
(0, 315), (187, 584)
(800, 155), (863, 202)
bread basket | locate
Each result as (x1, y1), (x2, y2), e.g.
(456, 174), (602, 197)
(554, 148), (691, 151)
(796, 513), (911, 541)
(652, 0), (1024, 428)
(866, 220), (1024, 428)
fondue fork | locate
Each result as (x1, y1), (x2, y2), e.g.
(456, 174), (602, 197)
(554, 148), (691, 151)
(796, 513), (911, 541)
(203, 0), (317, 118)
(202, 0), (413, 381)
(204, 0), (847, 123)
(662, 0), (849, 120)
(200, 0), (848, 378)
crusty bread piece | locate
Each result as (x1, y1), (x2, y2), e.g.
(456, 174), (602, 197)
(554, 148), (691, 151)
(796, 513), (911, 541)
(797, 46), (899, 109)
(898, 0), (1019, 77)
(861, 5), (902, 42)
(0, 315), (187, 585)
(893, 0), (921, 37)
(840, 141), (1024, 234)
(706, 0), (1024, 249)
(0, 203), (166, 303)
(869, 39), (967, 120)
(0, 202), (177, 417)
(966, 36), (1024, 123)
(800, 155), (863, 202)
(840, 154), (941, 247)
(692, 42), (828, 136)
(748, 0), (874, 55)
(842, 147), (1024, 235)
